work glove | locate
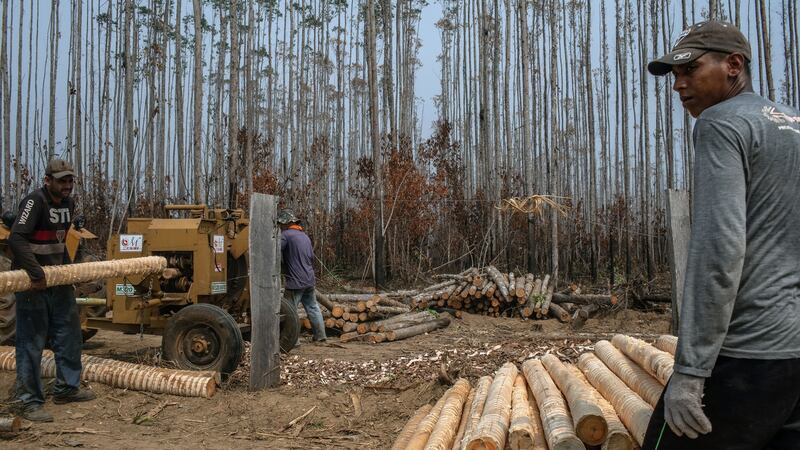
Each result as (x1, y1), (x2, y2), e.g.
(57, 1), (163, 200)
(663, 372), (713, 438)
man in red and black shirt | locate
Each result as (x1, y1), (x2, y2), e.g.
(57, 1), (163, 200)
(9, 159), (95, 422)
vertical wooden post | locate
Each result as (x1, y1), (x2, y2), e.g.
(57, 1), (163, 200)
(249, 193), (281, 389)
(666, 190), (690, 335)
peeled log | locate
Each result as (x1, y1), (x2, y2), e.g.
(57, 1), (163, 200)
(393, 404), (434, 450)
(521, 359), (583, 450)
(0, 256), (167, 295)
(655, 335), (677, 355)
(541, 354), (607, 446)
(0, 347), (217, 398)
(425, 378), (472, 450)
(460, 376), (493, 450)
(0, 415), (21, 432)
(594, 340), (664, 407)
(406, 389), (449, 450)
(611, 334), (674, 385)
(566, 365), (634, 450)
(508, 375), (535, 450)
(450, 388), (476, 450)
(526, 388), (549, 450)
(577, 353), (652, 446)
(466, 362), (518, 450)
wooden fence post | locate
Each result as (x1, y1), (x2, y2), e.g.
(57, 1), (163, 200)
(249, 193), (281, 389)
(666, 190), (690, 335)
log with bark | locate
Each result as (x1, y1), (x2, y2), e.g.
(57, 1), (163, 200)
(521, 359), (584, 450)
(551, 293), (617, 306)
(610, 334), (674, 385)
(577, 353), (652, 446)
(486, 266), (510, 302)
(593, 340), (664, 407)
(460, 375), (492, 450)
(425, 378), (472, 450)
(0, 415), (21, 433)
(0, 347), (217, 398)
(654, 335), (677, 355)
(566, 365), (635, 450)
(466, 362), (518, 450)
(541, 354), (608, 446)
(0, 256), (168, 295)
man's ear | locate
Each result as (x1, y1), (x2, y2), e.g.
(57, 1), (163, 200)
(726, 53), (746, 77)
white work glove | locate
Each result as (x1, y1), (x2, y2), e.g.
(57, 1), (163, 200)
(663, 372), (713, 438)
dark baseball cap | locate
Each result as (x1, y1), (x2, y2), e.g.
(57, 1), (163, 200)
(648, 20), (751, 76)
(45, 158), (75, 179)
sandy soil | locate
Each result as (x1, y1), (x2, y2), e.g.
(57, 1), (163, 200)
(0, 308), (670, 449)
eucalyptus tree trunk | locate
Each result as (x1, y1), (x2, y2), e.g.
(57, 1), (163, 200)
(193, 0), (204, 203)
(174, 0), (185, 200)
(123, 0), (135, 213)
(367, 0), (386, 286)
(73, 0), (83, 183)
(48, 0), (59, 160)
(0, 0), (9, 207)
(228, 0), (241, 207)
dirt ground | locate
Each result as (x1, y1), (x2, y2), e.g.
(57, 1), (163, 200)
(0, 307), (670, 449)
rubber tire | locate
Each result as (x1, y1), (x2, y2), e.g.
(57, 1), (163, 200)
(279, 297), (300, 353)
(162, 303), (244, 378)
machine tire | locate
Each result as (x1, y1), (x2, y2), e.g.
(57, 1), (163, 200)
(162, 303), (244, 378)
(279, 297), (300, 353)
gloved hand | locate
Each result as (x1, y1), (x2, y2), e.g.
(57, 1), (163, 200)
(664, 372), (713, 438)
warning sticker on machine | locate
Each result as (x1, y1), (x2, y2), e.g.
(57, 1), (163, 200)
(119, 234), (143, 252)
(115, 284), (136, 295)
(213, 235), (225, 253)
(211, 281), (227, 294)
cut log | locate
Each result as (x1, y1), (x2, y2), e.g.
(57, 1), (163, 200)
(521, 359), (583, 450)
(611, 334), (674, 385)
(425, 378), (472, 450)
(422, 279), (458, 293)
(369, 311), (435, 332)
(548, 303), (571, 323)
(315, 290), (335, 311)
(551, 293), (616, 306)
(508, 273), (517, 298)
(460, 375), (493, 450)
(406, 390), (450, 450)
(486, 266), (510, 302)
(0, 347), (217, 398)
(386, 317), (451, 341)
(525, 386), (549, 450)
(577, 353), (652, 446)
(594, 340), (664, 407)
(379, 315), (442, 332)
(508, 375), (535, 450)
(655, 335), (677, 355)
(0, 256), (168, 295)
(372, 305), (411, 315)
(539, 284), (555, 318)
(450, 388), (475, 450)
(541, 354), (607, 446)
(466, 362), (518, 450)
(566, 365), (635, 450)
(0, 415), (21, 432)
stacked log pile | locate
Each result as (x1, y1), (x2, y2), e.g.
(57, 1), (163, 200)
(297, 291), (451, 343)
(392, 333), (677, 449)
(407, 267), (559, 320)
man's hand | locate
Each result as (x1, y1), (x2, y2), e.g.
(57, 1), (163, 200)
(664, 372), (712, 438)
(30, 277), (47, 291)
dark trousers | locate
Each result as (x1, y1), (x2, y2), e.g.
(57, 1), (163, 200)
(15, 285), (82, 406)
(642, 355), (800, 449)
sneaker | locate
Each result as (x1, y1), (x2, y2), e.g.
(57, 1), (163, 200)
(21, 404), (54, 422)
(53, 388), (96, 405)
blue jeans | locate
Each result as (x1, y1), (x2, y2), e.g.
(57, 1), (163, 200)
(288, 287), (327, 341)
(15, 285), (82, 406)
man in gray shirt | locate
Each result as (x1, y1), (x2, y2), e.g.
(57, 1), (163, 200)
(644, 21), (800, 449)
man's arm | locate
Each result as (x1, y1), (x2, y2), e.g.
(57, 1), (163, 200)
(675, 118), (747, 377)
(8, 195), (46, 282)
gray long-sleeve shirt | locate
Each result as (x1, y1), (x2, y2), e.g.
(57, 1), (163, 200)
(675, 92), (800, 378)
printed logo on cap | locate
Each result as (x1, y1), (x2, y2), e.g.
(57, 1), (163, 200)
(673, 52), (693, 61)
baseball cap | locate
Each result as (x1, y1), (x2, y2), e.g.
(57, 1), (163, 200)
(277, 208), (300, 225)
(45, 159), (75, 179)
(648, 20), (751, 76)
